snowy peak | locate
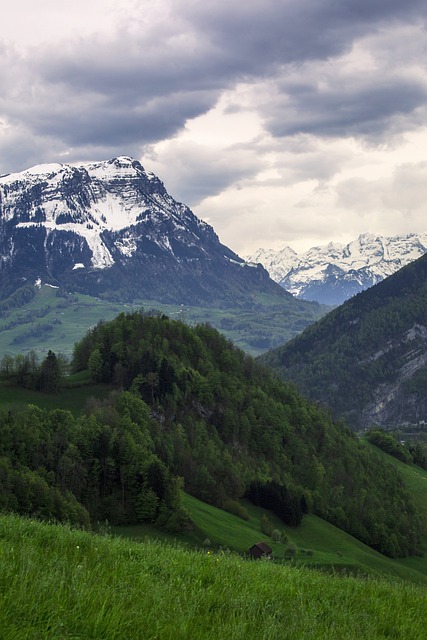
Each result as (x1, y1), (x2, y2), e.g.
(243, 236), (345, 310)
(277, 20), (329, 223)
(248, 245), (300, 283)
(0, 157), (281, 306)
(247, 233), (427, 305)
(0, 156), (214, 270)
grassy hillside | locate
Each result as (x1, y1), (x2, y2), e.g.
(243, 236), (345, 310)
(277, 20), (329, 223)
(184, 494), (427, 584)
(1, 514), (426, 640)
(0, 284), (327, 358)
(113, 492), (427, 586)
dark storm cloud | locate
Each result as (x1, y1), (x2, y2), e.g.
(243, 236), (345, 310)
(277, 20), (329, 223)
(0, 0), (426, 171)
(180, 0), (425, 68)
(266, 76), (427, 139)
(22, 88), (217, 148)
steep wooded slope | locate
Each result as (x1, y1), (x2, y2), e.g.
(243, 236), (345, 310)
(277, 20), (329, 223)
(260, 253), (427, 428)
(68, 312), (422, 557)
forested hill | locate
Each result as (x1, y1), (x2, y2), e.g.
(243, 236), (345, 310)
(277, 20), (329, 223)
(66, 311), (421, 558)
(260, 253), (427, 429)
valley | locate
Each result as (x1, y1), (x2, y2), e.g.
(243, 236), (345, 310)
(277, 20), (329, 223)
(0, 283), (327, 358)
(261, 252), (427, 429)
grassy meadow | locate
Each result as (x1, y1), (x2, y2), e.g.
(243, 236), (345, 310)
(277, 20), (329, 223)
(112, 492), (427, 587)
(0, 378), (112, 414)
(0, 284), (326, 358)
(1, 513), (426, 640)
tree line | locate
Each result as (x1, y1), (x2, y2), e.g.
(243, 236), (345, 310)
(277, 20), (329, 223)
(0, 350), (67, 393)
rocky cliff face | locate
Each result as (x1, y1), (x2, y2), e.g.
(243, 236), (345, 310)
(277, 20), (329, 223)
(0, 156), (285, 305)
(248, 233), (427, 305)
(361, 324), (427, 427)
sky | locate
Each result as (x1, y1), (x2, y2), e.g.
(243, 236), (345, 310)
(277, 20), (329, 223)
(1, 1), (427, 255)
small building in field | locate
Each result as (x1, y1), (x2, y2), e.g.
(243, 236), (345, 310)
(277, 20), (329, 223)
(248, 541), (272, 559)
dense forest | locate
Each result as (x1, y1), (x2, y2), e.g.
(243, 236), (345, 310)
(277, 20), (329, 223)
(0, 311), (423, 557)
(260, 253), (427, 427)
(66, 311), (421, 557)
(0, 396), (190, 532)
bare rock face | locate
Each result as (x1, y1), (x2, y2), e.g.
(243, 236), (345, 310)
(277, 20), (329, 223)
(0, 156), (285, 305)
(361, 324), (427, 426)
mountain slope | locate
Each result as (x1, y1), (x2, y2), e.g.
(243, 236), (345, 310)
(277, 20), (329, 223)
(0, 156), (292, 307)
(248, 233), (427, 305)
(67, 311), (422, 557)
(260, 253), (427, 428)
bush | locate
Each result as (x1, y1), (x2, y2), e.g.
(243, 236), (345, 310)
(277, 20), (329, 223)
(260, 514), (274, 537)
(284, 543), (297, 558)
(222, 499), (249, 521)
(271, 529), (282, 542)
(271, 529), (289, 544)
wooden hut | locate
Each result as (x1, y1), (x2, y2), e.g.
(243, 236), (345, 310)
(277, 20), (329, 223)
(248, 541), (272, 559)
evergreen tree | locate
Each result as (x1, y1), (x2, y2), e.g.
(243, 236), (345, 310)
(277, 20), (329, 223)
(39, 350), (61, 393)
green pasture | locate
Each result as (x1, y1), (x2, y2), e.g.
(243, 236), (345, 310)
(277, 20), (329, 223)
(112, 492), (427, 586)
(0, 286), (129, 358)
(0, 284), (325, 358)
(183, 494), (427, 584)
(1, 514), (426, 639)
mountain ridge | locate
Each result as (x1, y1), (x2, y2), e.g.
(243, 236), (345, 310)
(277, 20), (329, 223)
(0, 156), (292, 307)
(260, 252), (427, 428)
(247, 232), (427, 305)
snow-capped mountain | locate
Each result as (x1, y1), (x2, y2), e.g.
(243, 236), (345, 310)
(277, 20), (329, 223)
(247, 233), (427, 305)
(0, 156), (284, 305)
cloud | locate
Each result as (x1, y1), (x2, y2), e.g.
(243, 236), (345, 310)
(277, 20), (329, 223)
(0, 0), (427, 253)
(2, 0), (426, 169)
(336, 161), (427, 216)
(177, 0), (426, 70)
(144, 139), (262, 206)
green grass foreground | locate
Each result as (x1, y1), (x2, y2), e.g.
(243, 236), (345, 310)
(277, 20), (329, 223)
(1, 515), (426, 640)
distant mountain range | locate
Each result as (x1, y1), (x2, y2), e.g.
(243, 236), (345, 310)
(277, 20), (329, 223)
(260, 253), (427, 429)
(0, 156), (293, 307)
(247, 233), (427, 305)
